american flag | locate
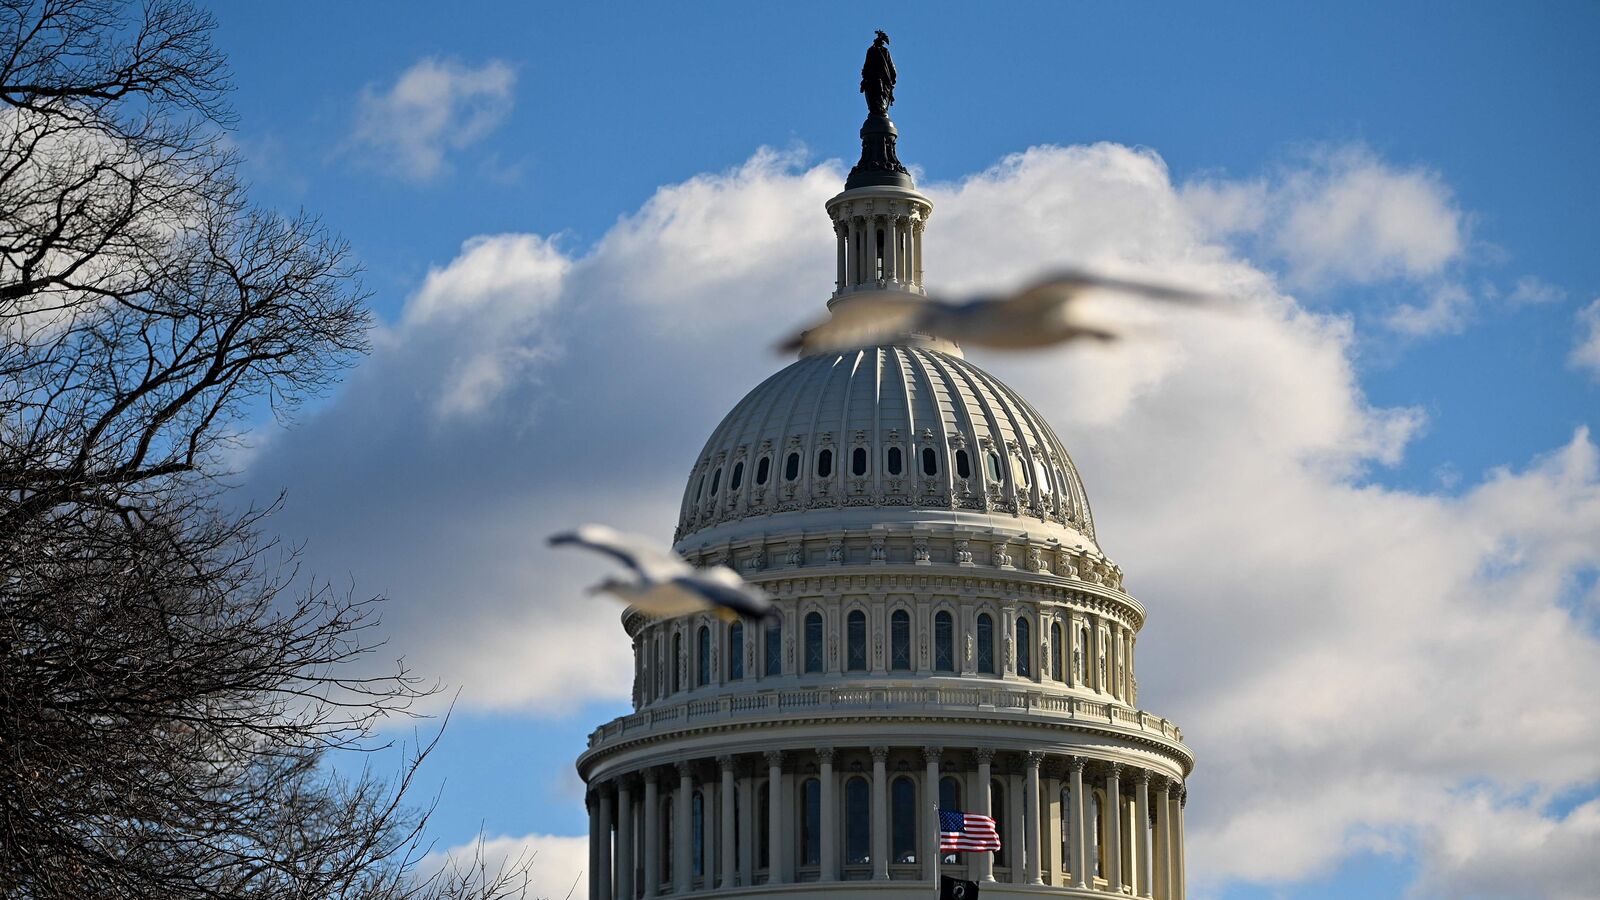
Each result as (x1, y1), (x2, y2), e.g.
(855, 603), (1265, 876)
(938, 808), (1001, 852)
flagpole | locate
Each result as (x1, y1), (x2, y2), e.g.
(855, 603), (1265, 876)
(932, 800), (940, 897)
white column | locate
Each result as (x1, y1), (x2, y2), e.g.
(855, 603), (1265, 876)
(834, 220), (847, 293)
(719, 757), (736, 889)
(765, 751), (784, 885)
(587, 793), (598, 900)
(642, 772), (660, 898)
(738, 772), (754, 886)
(819, 748), (838, 881)
(884, 213), (899, 286)
(1068, 757), (1087, 888)
(616, 779), (635, 900)
(1044, 768), (1062, 885)
(1024, 752), (1043, 884)
(1153, 778), (1171, 900)
(702, 777), (716, 890)
(871, 746), (889, 880)
(923, 747), (941, 882)
(1104, 764), (1124, 893)
(1136, 771), (1153, 898)
(1008, 769), (1025, 884)
(675, 763), (692, 894)
(975, 748), (995, 883)
(598, 789), (614, 900)
(848, 217), (862, 288)
(1174, 786), (1187, 900)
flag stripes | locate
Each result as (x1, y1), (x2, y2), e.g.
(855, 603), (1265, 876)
(938, 808), (1001, 851)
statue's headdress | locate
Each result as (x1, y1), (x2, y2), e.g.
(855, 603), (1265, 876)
(874, 30), (889, 44)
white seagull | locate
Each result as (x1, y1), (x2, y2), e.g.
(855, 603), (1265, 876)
(549, 524), (776, 621)
(778, 269), (1218, 355)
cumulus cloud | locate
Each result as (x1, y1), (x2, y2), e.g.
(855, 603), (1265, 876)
(243, 143), (1600, 898)
(421, 833), (588, 900)
(1570, 298), (1600, 380)
(1182, 145), (1466, 292)
(348, 57), (515, 182)
(1383, 282), (1474, 336)
(1504, 274), (1566, 307)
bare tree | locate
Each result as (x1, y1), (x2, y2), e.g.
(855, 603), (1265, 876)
(0, 2), (528, 897)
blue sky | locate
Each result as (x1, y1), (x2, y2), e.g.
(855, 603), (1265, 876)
(213, 3), (1600, 897)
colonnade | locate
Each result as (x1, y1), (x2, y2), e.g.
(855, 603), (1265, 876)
(586, 747), (1186, 899)
(833, 211), (924, 294)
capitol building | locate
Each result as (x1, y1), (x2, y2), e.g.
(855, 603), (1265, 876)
(578, 42), (1193, 899)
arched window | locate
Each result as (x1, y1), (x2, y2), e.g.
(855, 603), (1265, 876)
(955, 449), (972, 479)
(765, 617), (782, 677)
(693, 474), (704, 502)
(728, 621), (744, 681)
(887, 446), (903, 475)
(1090, 791), (1104, 877)
(846, 610), (867, 671)
(756, 456), (770, 485)
(730, 460), (744, 491)
(1012, 455), (1030, 487)
(784, 452), (801, 482)
(672, 632), (682, 693)
(977, 614), (995, 674)
(816, 448), (833, 478)
(692, 790), (705, 876)
(890, 609), (911, 671)
(845, 777), (870, 865)
(892, 776), (917, 863)
(1035, 459), (1053, 493)
(1051, 622), (1064, 682)
(757, 787), (769, 868)
(696, 625), (711, 686)
(804, 611), (824, 674)
(709, 467), (722, 495)
(934, 611), (954, 672)
(1076, 626), (1089, 685)
(663, 794), (674, 883)
(1016, 617), (1032, 678)
(851, 446), (868, 476)
(939, 776), (963, 863)
(985, 452), (1003, 482)
(1060, 785), (1072, 874)
(1098, 632), (1109, 689)
(799, 777), (822, 866)
(990, 779), (1006, 865)
(921, 446), (938, 476)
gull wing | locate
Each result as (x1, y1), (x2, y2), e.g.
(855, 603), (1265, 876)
(687, 566), (777, 619)
(775, 294), (928, 354)
(548, 524), (690, 583)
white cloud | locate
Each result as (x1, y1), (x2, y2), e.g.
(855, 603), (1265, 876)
(1569, 298), (1600, 380)
(243, 144), (1600, 898)
(349, 57), (515, 182)
(1181, 145), (1466, 292)
(421, 833), (588, 900)
(1383, 282), (1474, 336)
(1505, 274), (1566, 307)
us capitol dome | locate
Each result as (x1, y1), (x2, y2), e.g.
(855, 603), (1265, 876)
(578, 35), (1193, 900)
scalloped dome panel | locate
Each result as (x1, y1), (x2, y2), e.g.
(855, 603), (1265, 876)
(676, 345), (1097, 544)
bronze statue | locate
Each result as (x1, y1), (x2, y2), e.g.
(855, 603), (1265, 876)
(860, 30), (896, 116)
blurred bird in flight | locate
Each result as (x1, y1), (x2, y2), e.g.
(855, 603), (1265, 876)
(779, 269), (1219, 355)
(549, 524), (776, 621)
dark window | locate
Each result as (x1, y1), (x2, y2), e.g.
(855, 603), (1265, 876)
(1051, 622), (1064, 682)
(977, 614), (995, 674)
(697, 625), (711, 686)
(852, 446), (868, 476)
(816, 448), (833, 478)
(692, 790), (705, 876)
(730, 461), (744, 491)
(728, 622), (744, 681)
(934, 611), (954, 672)
(986, 452), (1003, 482)
(887, 446), (903, 475)
(1060, 786), (1072, 873)
(784, 452), (800, 481)
(955, 449), (971, 479)
(804, 612), (824, 673)
(663, 795), (674, 882)
(1077, 626), (1089, 684)
(845, 777), (870, 864)
(765, 618), (782, 677)
(694, 475), (704, 502)
(1016, 617), (1032, 678)
(892, 776), (917, 863)
(921, 446), (938, 476)
(709, 467), (721, 495)
(890, 610), (911, 671)
(800, 778), (822, 866)
(672, 632), (683, 692)
(756, 456), (770, 485)
(757, 788), (769, 868)
(1091, 792), (1103, 876)
(991, 780), (1006, 862)
(847, 610), (867, 672)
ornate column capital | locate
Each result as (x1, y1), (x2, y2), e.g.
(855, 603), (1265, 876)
(1134, 768), (1151, 785)
(1179, 784), (1188, 807)
(923, 746), (943, 765)
(1067, 755), (1086, 775)
(1023, 750), (1043, 771)
(675, 760), (693, 780)
(762, 749), (784, 768)
(643, 766), (660, 785)
(716, 754), (735, 772)
(1105, 762), (1125, 780)
(817, 747), (836, 764)
(870, 745), (889, 763)
(974, 747), (995, 765)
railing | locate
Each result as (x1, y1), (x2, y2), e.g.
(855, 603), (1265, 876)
(586, 683), (1185, 750)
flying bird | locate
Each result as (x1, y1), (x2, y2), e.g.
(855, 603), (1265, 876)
(549, 524), (776, 621)
(778, 269), (1218, 355)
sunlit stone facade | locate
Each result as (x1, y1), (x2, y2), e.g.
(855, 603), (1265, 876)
(578, 99), (1193, 900)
